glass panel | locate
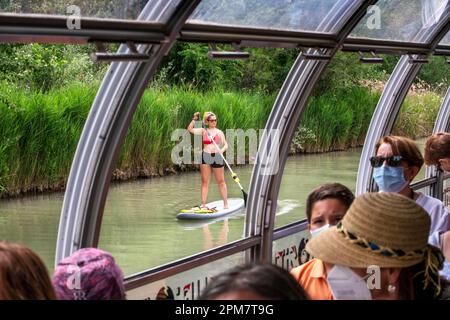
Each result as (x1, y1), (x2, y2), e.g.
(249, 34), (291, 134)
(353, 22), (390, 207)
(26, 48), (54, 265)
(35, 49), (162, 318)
(393, 55), (446, 183)
(440, 31), (450, 45)
(188, 0), (355, 33)
(0, 193), (64, 268)
(0, 43), (107, 269)
(99, 176), (247, 276)
(275, 150), (361, 228)
(275, 52), (385, 229)
(0, 0), (181, 22)
(272, 227), (310, 271)
(414, 138), (428, 182)
(350, 0), (449, 43)
(99, 45), (298, 276)
(125, 251), (245, 300)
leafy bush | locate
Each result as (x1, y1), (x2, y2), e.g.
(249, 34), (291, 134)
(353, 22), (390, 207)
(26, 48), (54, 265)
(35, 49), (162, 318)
(0, 44), (106, 91)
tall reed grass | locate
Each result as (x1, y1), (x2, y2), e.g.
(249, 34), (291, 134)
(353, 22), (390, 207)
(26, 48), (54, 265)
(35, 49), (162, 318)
(299, 86), (380, 152)
(392, 91), (443, 138)
(0, 82), (437, 197)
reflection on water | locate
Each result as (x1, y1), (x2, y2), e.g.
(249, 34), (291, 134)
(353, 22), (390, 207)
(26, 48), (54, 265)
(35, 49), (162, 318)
(276, 199), (301, 216)
(4, 144), (432, 276)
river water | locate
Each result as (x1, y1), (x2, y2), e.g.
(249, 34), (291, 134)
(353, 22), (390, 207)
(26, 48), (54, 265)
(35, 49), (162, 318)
(0, 146), (426, 276)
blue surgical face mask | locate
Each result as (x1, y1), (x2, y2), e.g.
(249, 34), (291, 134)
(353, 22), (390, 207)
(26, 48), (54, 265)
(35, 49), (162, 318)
(372, 165), (408, 193)
(310, 224), (330, 238)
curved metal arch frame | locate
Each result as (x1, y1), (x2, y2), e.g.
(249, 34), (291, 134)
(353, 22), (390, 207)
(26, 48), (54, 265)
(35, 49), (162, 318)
(55, 0), (202, 265)
(356, 7), (450, 196)
(245, 0), (377, 263)
(121, 1), (378, 287)
(56, 0), (377, 278)
(52, 0), (450, 281)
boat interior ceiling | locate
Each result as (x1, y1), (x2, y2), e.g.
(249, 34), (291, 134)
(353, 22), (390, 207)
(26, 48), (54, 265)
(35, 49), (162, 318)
(1, 0), (449, 297)
(0, 1), (447, 54)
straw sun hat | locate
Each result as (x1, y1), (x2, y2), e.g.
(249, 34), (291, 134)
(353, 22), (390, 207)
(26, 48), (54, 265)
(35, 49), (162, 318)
(306, 192), (432, 268)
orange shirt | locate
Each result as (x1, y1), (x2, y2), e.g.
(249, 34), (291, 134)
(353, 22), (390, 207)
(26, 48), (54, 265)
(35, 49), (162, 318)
(290, 258), (333, 300)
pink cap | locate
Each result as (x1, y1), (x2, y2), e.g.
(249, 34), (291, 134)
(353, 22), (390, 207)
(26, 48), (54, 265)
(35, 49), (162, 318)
(52, 248), (125, 300)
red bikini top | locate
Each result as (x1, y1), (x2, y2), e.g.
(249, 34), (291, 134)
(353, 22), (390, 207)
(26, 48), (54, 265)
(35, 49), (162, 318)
(203, 130), (220, 145)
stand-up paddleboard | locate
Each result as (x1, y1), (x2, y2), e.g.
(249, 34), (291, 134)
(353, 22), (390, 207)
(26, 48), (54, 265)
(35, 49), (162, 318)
(177, 198), (244, 220)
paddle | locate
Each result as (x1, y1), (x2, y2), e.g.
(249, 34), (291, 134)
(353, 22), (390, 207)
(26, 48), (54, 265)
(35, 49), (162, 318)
(201, 120), (248, 207)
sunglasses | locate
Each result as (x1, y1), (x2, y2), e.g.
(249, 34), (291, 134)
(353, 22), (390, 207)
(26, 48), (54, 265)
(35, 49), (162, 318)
(208, 119), (217, 122)
(370, 155), (403, 167)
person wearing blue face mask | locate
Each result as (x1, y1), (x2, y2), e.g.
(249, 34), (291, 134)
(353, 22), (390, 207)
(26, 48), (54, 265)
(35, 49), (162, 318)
(371, 135), (450, 240)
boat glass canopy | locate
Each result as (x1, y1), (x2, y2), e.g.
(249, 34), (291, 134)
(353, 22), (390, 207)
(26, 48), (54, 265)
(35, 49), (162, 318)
(187, 0), (356, 33)
(349, 0), (449, 43)
(0, 0), (181, 22)
(441, 30), (450, 45)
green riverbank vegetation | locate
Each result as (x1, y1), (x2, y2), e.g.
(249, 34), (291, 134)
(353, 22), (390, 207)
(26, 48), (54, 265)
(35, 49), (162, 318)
(0, 44), (447, 197)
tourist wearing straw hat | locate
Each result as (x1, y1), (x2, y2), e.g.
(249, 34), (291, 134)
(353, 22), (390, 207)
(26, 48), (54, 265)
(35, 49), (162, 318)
(305, 192), (448, 300)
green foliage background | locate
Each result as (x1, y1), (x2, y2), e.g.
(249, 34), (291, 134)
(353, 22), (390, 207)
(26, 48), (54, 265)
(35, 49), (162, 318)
(0, 42), (447, 196)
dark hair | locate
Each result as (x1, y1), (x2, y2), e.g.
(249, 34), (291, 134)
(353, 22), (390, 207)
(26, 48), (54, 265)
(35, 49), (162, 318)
(306, 183), (355, 222)
(424, 132), (450, 166)
(198, 263), (307, 300)
(375, 135), (424, 168)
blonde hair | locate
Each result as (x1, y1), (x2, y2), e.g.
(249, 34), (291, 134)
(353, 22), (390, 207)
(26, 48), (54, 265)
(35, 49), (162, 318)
(203, 111), (217, 124)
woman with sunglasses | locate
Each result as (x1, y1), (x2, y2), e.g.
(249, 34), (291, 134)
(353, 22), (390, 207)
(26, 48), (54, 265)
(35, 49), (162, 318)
(370, 135), (450, 239)
(188, 111), (229, 209)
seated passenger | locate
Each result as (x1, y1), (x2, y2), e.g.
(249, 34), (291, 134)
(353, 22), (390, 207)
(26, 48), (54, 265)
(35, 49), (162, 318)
(52, 248), (126, 300)
(424, 132), (450, 172)
(290, 183), (354, 300)
(198, 263), (307, 300)
(424, 132), (450, 280)
(306, 183), (354, 237)
(0, 241), (56, 300)
(371, 135), (450, 237)
(305, 192), (448, 300)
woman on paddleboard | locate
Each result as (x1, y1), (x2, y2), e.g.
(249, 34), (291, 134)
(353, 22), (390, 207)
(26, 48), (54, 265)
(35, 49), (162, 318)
(188, 111), (229, 209)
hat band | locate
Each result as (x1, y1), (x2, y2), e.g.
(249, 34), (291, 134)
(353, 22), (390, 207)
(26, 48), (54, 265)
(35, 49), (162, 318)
(336, 222), (443, 297)
(336, 222), (424, 260)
